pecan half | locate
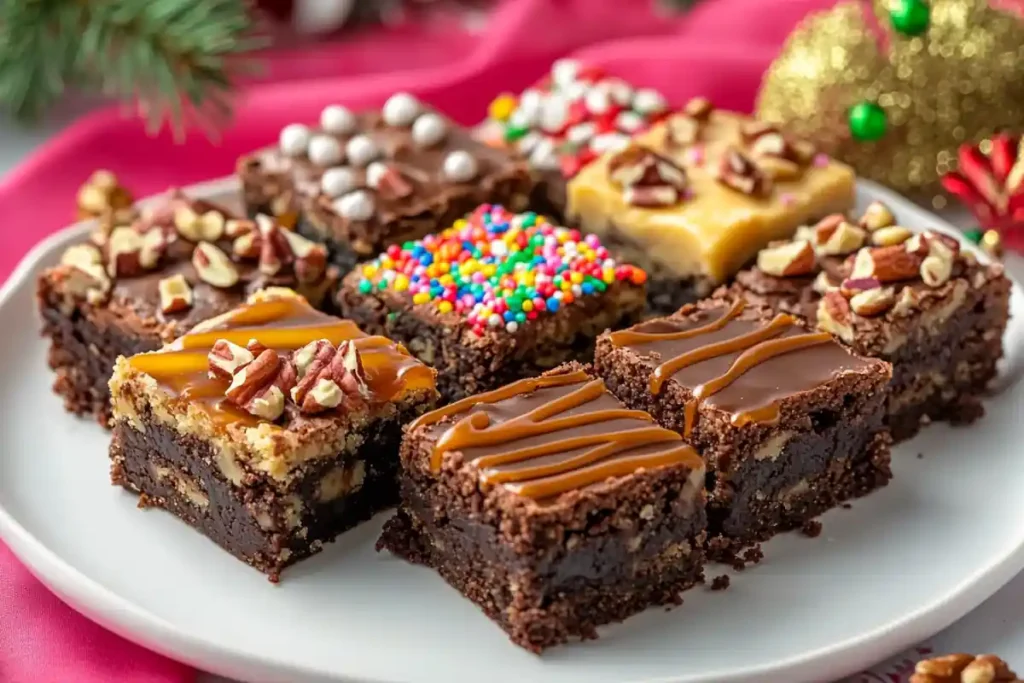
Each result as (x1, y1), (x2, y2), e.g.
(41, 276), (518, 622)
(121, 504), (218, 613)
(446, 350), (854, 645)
(192, 242), (239, 289)
(290, 339), (368, 414)
(208, 340), (255, 380)
(818, 291), (854, 342)
(175, 204), (226, 242)
(910, 653), (1021, 683)
(849, 286), (895, 316)
(715, 147), (771, 197)
(850, 245), (923, 282)
(608, 144), (688, 208)
(757, 240), (816, 277)
(212, 343), (296, 421)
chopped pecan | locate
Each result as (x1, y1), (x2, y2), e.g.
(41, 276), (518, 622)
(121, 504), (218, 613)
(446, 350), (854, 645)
(839, 276), (883, 298)
(58, 243), (111, 303)
(818, 291), (854, 342)
(851, 245), (923, 282)
(715, 147), (771, 197)
(871, 225), (913, 246)
(910, 653), (1021, 683)
(666, 114), (701, 147)
(212, 343), (296, 422)
(158, 274), (193, 314)
(175, 203), (226, 242)
(608, 145), (688, 208)
(366, 162), (414, 200)
(77, 170), (134, 222)
(858, 200), (896, 231)
(290, 339), (369, 414)
(757, 240), (816, 277)
(105, 227), (145, 278)
(208, 340), (255, 380)
(814, 220), (866, 256)
(192, 242), (239, 289)
(849, 286), (895, 316)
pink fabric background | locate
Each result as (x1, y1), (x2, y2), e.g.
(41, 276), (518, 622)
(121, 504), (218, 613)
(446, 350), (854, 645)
(0, 0), (891, 679)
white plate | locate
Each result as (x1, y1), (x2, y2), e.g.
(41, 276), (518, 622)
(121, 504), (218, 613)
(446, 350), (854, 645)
(1, 178), (1023, 683)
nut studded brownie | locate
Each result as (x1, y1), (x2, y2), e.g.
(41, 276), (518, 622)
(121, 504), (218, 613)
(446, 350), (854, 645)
(237, 93), (535, 274)
(475, 59), (672, 219)
(109, 289), (438, 580)
(338, 205), (647, 402)
(594, 297), (892, 558)
(377, 364), (706, 652)
(731, 202), (1011, 441)
(565, 97), (856, 314)
(37, 186), (337, 427)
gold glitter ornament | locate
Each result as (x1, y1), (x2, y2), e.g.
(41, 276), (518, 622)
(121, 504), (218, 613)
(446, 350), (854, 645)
(756, 0), (1024, 196)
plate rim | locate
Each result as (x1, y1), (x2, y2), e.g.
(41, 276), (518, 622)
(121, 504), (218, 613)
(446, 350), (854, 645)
(1, 177), (1022, 683)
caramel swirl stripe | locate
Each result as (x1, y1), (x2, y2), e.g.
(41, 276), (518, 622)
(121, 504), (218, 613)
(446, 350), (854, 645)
(609, 304), (863, 435)
(128, 296), (435, 424)
(409, 370), (701, 499)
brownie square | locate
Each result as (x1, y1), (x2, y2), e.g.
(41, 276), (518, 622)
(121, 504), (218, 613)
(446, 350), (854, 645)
(731, 204), (1012, 441)
(37, 188), (337, 427)
(594, 297), (892, 558)
(237, 94), (536, 274)
(337, 205), (647, 402)
(108, 289), (438, 580)
(565, 97), (856, 315)
(474, 59), (672, 220)
(378, 364), (706, 652)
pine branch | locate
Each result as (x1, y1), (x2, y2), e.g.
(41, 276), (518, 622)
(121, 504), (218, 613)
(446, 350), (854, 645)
(0, 0), (264, 131)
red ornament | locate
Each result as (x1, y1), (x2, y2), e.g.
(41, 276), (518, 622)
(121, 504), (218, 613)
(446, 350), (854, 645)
(941, 133), (1024, 252)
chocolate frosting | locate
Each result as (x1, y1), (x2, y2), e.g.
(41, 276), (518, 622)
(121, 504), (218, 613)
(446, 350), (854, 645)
(608, 301), (877, 434)
(409, 370), (702, 499)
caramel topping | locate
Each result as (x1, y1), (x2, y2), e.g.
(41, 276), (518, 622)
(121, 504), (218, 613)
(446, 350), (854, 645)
(410, 370), (701, 500)
(128, 295), (435, 425)
(610, 304), (873, 435)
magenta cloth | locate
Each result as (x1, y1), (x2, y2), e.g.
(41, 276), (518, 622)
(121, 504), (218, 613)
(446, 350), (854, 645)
(0, 0), (837, 678)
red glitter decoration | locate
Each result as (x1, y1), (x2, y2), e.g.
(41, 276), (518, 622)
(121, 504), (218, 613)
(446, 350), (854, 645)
(941, 133), (1024, 252)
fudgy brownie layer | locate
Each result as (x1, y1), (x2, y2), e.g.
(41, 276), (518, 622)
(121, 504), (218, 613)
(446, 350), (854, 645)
(111, 407), (414, 580)
(379, 474), (706, 652)
(38, 285), (157, 427)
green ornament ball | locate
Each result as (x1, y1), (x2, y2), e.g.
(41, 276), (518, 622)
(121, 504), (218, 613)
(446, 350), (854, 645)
(963, 228), (984, 244)
(848, 102), (888, 142)
(889, 0), (930, 36)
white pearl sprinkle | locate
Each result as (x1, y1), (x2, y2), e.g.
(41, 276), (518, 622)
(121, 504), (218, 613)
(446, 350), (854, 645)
(279, 124), (311, 156)
(321, 167), (357, 198)
(590, 132), (630, 154)
(584, 87), (612, 115)
(345, 135), (379, 167)
(320, 105), (357, 135)
(607, 79), (634, 107)
(333, 190), (375, 221)
(382, 92), (421, 127)
(562, 81), (589, 102)
(516, 90), (543, 124)
(307, 135), (343, 166)
(566, 122), (597, 145)
(488, 314), (502, 328)
(615, 111), (645, 134)
(365, 161), (389, 189)
(505, 321), (519, 333)
(551, 59), (581, 88)
(529, 138), (560, 171)
(539, 96), (568, 134)
(632, 88), (667, 115)
(516, 131), (542, 156)
(443, 150), (478, 183)
(411, 113), (448, 148)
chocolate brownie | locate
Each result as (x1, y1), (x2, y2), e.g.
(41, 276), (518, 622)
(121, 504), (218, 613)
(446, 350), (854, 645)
(337, 205), (647, 402)
(108, 289), (438, 580)
(377, 364), (706, 652)
(594, 297), (893, 558)
(732, 202), (1012, 441)
(237, 93), (535, 274)
(37, 186), (337, 427)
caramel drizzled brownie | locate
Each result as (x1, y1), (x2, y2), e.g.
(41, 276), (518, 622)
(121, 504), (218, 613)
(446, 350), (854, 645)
(565, 97), (856, 314)
(237, 93), (535, 274)
(594, 298), (892, 558)
(378, 364), (706, 652)
(475, 59), (671, 219)
(337, 205), (647, 402)
(37, 186), (337, 427)
(731, 201), (1012, 441)
(108, 289), (438, 580)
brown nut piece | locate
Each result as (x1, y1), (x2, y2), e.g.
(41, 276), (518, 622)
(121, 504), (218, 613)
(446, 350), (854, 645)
(818, 291), (855, 342)
(158, 274), (193, 314)
(859, 200), (896, 231)
(849, 286), (895, 316)
(910, 653), (1021, 683)
(817, 221), (866, 256)
(666, 115), (700, 147)
(192, 242), (239, 288)
(208, 340), (255, 380)
(290, 339), (368, 414)
(756, 240), (816, 277)
(839, 276), (883, 298)
(77, 170), (134, 221)
(58, 243), (112, 303)
(921, 254), (953, 287)
(872, 226), (913, 247)
(715, 147), (771, 198)
(683, 97), (713, 120)
(175, 205), (226, 242)
(851, 245), (924, 282)
(106, 227), (145, 278)
(225, 349), (281, 406)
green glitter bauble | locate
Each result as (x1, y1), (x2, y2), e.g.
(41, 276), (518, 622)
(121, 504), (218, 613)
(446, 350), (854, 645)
(848, 102), (888, 141)
(889, 0), (930, 36)
(963, 228), (983, 244)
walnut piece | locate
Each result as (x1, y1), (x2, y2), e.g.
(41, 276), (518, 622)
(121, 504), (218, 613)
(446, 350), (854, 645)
(910, 653), (1021, 683)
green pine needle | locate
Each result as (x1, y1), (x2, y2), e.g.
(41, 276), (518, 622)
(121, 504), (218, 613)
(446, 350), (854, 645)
(0, 0), (264, 132)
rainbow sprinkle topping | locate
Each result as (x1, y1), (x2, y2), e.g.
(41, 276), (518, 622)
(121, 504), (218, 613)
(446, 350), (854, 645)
(356, 205), (647, 337)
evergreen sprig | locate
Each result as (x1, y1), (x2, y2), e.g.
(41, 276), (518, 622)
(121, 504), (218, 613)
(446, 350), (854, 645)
(0, 0), (264, 130)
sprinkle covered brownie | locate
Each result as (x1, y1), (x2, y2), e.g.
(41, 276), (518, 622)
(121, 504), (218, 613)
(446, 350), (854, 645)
(377, 364), (707, 652)
(108, 289), (437, 580)
(565, 98), (856, 314)
(37, 186), (336, 427)
(731, 203), (1011, 440)
(476, 59), (670, 218)
(338, 205), (647, 402)
(594, 298), (892, 557)
(238, 93), (535, 274)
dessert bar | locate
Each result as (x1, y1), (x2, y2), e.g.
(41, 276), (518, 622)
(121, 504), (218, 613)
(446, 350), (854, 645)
(565, 97), (856, 314)
(594, 297), (892, 557)
(476, 59), (670, 219)
(238, 93), (535, 274)
(378, 364), (706, 652)
(38, 187), (336, 426)
(732, 207), (1011, 440)
(338, 205), (647, 402)
(109, 289), (438, 580)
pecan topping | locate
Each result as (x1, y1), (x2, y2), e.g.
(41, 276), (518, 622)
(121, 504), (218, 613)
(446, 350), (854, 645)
(666, 114), (701, 147)
(715, 147), (771, 197)
(209, 342), (297, 422)
(230, 215), (328, 284)
(608, 145), (688, 208)
(192, 242), (239, 289)
(175, 204), (226, 242)
(757, 240), (816, 277)
(910, 653), (1021, 683)
(158, 274), (193, 314)
(208, 340), (254, 380)
(851, 245), (923, 282)
(813, 218), (866, 256)
(818, 291), (854, 342)
(105, 227), (146, 278)
(871, 225), (913, 246)
(859, 200), (896, 231)
(77, 170), (134, 222)
(59, 243), (111, 303)
(683, 97), (713, 120)
(290, 339), (369, 414)
(849, 286), (895, 316)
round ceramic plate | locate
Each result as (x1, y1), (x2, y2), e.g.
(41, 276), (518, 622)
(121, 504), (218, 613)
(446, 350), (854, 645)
(1, 177), (1023, 683)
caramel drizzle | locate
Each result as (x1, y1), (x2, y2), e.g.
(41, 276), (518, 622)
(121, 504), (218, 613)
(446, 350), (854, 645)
(610, 305), (832, 436)
(128, 297), (435, 424)
(410, 370), (699, 499)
